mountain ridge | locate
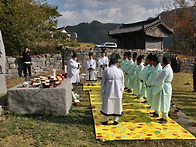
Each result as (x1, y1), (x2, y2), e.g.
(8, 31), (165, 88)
(65, 6), (194, 47)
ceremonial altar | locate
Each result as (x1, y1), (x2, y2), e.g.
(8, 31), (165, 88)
(8, 78), (72, 115)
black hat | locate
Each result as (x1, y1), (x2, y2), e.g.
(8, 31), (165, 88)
(163, 54), (171, 65)
(110, 53), (121, 65)
(72, 52), (77, 58)
(101, 49), (106, 53)
(110, 53), (121, 60)
(127, 51), (132, 57)
(88, 52), (93, 56)
(152, 54), (160, 63)
(123, 52), (128, 56)
(133, 52), (137, 59)
(146, 53), (153, 60)
(110, 58), (118, 65)
(137, 55), (144, 62)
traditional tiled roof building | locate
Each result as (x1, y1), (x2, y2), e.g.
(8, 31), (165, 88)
(108, 16), (174, 51)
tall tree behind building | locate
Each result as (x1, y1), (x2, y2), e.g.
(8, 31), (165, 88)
(160, 0), (196, 53)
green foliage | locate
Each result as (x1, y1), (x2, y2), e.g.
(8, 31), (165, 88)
(0, 0), (78, 56)
(160, 1), (196, 52)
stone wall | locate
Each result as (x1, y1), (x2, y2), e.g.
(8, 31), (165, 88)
(5, 48), (194, 78)
(6, 54), (62, 78)
(179, 59), (195, 73)
(63, 48), (163, 72)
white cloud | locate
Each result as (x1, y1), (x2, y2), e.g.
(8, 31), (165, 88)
(58, 0), (162, 27)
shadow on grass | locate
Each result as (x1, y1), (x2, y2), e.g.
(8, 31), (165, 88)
(0, 94), (7, 106)
(9, 107), (94, 126)
(9, 87), (94, 126)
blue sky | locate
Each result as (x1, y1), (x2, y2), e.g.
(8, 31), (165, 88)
(46, 0), (164, 27)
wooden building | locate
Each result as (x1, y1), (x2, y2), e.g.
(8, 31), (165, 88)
(57, 27), (71, 37)
(108, 16), (174, 51)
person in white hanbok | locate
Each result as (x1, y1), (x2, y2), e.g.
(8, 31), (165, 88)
(120, 52), (128, 72)
(67, 52), (80, 89)
(127, 52), (137, 92)
(151, 55), (173, 124)
(133, 55), (144, 99)
(120, 52), (129, 89)
(124, 52), (134, 92)
(147, 54), (162, 116)
(101, 55), (124, 125)
(139, 53), (153, 102)
(97, 50), (109, 78)
(86, 52), (97, 86)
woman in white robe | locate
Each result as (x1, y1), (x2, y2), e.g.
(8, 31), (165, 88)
(67, 53), (80, 84)
(86, 52), (97, 86)
(151, 55), (173, 123)
(97, 50), (109, 78)
(101, 55), (124, 125)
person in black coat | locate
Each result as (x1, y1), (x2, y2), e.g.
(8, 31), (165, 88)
(22, 47), (31, 77)
(193, 58), (196, 92)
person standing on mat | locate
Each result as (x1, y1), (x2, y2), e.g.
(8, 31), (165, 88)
(100, 53), (124, 125)
(147, 54), (162, 116)
(133, 55), (144, 100)
(151, 55), (173, 124)
(86, 52), (97, 86)
(97, 50), (109, 79)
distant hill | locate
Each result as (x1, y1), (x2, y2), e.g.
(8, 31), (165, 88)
(66, 20), (121, 44)
(65, 6), (194, 48)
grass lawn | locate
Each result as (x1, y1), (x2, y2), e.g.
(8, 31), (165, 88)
(171, 73), (196, 121)
(0, 72), (195, 146)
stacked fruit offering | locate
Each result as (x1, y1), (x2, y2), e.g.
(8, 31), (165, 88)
(29, 74), (65, 88)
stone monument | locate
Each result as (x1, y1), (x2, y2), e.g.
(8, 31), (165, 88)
(0, 30), (7, 97)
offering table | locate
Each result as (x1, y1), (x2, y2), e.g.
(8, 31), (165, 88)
(8, 78), (72, 115)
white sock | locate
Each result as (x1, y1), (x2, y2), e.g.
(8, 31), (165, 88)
(114, 116), (119, 122)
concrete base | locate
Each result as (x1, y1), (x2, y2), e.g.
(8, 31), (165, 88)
(8, 79), (72, 115)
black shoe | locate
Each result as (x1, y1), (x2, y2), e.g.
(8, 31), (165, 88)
(92, 84), (94, 86)
(102, 121), (108, 125)
(151, 113), (159, 118)
(141, 100), (147, 103)
(157, 118), (164, 121)
(158, 119), (167, 124)
(87, 84), (90, 86)
(113, 121), (119, 125)
(150, 111), (156, 114)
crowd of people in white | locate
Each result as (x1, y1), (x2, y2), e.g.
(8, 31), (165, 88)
(67, 50), (173, 125)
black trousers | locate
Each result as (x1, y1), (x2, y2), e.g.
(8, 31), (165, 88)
(194, 75), (196, 91)
(24, 63), (31, 77)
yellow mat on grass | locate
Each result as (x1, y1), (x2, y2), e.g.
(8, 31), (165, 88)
(83, 83), (196, 141)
